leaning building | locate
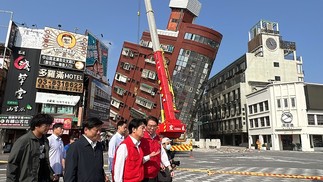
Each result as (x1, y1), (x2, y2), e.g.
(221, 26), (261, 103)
(110, 0), (222, 132)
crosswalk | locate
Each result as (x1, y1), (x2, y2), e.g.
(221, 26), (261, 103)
(173, 167), (323, 182)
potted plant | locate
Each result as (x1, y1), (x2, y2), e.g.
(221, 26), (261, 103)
(296, 143), (302, 151)
(250, 143), (255, 149)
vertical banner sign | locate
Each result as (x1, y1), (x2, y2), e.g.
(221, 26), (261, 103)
(99, 41), (108, 78)
(1, 47), (39, 116)
(85, 31), (109, 81)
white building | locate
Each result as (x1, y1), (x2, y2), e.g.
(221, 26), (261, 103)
(246, 82), (323, 151)
(199, 20), (304, 146)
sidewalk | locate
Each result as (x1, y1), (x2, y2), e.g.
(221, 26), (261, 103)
(193, 146), (255, 153)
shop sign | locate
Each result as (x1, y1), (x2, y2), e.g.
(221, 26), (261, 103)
(53, 117), (72, 129)
(35, 77), (83, 93)
(0, 115), (32, 128)
(38, 67), (83, 81)
(35, 92), (80, 106)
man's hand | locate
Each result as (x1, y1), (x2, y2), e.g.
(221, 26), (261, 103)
(149, 149), (160, 158)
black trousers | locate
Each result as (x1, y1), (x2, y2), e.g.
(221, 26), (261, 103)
(142, 177), (157, 182)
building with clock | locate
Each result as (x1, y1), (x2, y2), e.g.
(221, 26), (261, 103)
(246, 82), (323, 152)
(198, 20), (304, 146)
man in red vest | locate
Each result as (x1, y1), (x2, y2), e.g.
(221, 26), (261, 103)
(113, 118), (160, 182)
(141, 116), (173, 182)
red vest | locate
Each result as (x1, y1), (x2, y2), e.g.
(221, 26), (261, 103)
(141, 131), (161, 178)
(114, 136), (144, 182)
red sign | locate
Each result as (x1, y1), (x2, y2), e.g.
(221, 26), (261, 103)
(53, 118), (72, 129)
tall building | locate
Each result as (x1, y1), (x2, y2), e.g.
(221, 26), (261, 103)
(199, 20), (304, 145)
(110, 0), (222, 132)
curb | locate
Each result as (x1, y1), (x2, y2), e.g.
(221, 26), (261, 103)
(177, 167), (323, 181)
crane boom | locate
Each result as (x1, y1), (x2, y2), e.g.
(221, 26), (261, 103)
(144, 0), (185, 139)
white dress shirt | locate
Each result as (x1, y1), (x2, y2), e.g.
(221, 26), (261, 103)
(108, 132), (124, 171)
(48, 134), (64, 175)
(113, 136), (143, 182)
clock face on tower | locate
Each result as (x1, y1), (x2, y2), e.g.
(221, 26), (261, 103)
(266, 37), (277, 50)
(281, 112), (293, 123)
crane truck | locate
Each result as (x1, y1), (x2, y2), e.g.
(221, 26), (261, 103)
(143, 0), (187, 141)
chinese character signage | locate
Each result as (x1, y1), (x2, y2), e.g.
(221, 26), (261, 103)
(40, 27), (88, 71)
(1, 47), (39, 118)
(14, 26), (44, 49)
(35, 66), (84, 93)
(0, 115), (32, 128)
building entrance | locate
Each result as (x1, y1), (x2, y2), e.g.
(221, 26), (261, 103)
(281, 135), (293, 150)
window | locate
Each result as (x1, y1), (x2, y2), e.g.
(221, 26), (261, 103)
(115, 73), (127, 83)
(266, 116), (270, 126)
(135, 96), (154, 109)
(254, 119), (259, 127)
(274, 62), (279, 67)
(259, 102), (264, 112)
(260, 117), (265, 127)
(275, 76), (281, 81)
(264, 101), (269, 110)
(130, 108), (146, 119)
(142, 69), (157, 80)
(284, 98), (288, 108)
(289, 98), (295, 107)
(308, 114), (315, 125)
(317, 115), (323, 125)
(253, 104), (257, 113)
(277, 99), (281, 108)
(114, 86), (125, 96)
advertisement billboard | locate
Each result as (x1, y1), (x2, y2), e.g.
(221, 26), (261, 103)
(86, 78), (111, 121)
(40, 27), (88, 71)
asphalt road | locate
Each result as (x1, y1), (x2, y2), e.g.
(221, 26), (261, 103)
(0, 147), (322, 182)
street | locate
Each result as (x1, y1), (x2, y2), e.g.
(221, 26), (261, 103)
(0, 147), (322, 181)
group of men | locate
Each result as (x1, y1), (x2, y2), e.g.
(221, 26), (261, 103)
(6, 114), (109, 182)
(109, 116), (174, 182)
(6, 114), (175, 182)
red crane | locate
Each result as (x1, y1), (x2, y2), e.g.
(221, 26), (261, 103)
(144, 0), (185, 139)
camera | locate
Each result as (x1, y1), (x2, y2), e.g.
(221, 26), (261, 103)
(171, 160), (180, 168)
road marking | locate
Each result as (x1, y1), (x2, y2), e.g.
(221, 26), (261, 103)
(177, 167), (323, 180)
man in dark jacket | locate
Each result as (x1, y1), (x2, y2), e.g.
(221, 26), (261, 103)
(64, 117), (109, 182)
(7, 113), (55, 182)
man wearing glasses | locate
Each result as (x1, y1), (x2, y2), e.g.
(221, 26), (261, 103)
(141, 116), (173, 182)
(48, 123), (65, 182)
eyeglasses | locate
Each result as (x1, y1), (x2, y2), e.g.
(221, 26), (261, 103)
(147, 125), (158, 128)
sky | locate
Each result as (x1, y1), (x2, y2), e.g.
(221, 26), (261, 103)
(1, 0), (322, 84)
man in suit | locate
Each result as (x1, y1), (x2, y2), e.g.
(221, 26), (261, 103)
(64, 117), (109, 182)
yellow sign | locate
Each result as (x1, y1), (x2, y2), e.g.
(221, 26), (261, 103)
(36, 77), (83, 93)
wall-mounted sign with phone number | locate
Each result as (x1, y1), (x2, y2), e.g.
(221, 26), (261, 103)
(36, 77), (83, 93)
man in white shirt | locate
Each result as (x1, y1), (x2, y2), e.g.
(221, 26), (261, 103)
(108, 120), (127, 172)
(48, 123), (64, 182)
